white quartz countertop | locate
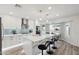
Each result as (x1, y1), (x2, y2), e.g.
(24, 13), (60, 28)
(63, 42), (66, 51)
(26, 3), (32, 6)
(3, 34), (55, 42)
(26, 34), (54, 42)
(2, 34), (55, 49)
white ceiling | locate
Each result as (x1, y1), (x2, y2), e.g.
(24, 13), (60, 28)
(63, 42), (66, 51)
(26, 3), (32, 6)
(0, 4), (79, 23)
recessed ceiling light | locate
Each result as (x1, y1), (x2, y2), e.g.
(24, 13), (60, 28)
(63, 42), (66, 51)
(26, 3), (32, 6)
(22, 16), (24, 18)
(26, 17), (29, 19)
(46, 20), (48, 22)
(9, 12), (13, 15)
(56, 14), (59, 16)
(48, 6), (52, 10)
(39, 18), (42, 20)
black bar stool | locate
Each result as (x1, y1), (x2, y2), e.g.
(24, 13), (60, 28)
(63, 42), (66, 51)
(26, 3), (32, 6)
(46, 41), (54, 55)
(38, 44), (47, 55)
(51, 36), (58, 49)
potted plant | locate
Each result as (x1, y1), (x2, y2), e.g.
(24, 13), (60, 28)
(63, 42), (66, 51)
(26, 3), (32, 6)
(12, 30), (17, 34)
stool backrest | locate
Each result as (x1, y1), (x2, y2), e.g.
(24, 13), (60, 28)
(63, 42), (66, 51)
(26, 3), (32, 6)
(45, 41), (50, 48)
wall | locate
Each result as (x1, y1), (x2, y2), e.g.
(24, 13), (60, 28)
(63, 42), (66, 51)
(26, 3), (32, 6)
(0, 17), (2, 55)
(2, 15), (21, 35)
(69, 16), (79, 47)
(58, 15), (79, 47)
(2, 15), (21, 29)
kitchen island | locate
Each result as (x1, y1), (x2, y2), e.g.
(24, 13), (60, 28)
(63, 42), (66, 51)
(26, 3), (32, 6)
(2, 34), (54, 55)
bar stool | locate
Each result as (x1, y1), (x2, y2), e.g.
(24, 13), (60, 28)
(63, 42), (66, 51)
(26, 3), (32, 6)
(46, 41), (54, 55)
(38, 44), (47, 55)
(51, 37), (58, 49)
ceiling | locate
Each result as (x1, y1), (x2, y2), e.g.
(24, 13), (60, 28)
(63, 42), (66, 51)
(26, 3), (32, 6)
(0, 4), (79, 24)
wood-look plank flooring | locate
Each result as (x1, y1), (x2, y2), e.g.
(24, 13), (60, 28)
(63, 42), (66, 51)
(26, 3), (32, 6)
(3, 40), (79, 55)
(28, 40), (79, 55)
(53, 40), (79, 55)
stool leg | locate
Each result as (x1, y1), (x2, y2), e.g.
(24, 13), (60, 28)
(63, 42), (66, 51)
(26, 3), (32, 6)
(42, 50), (43, 55)
(52, 42), (57, 49)
(49, 44), (50, 51)
(47, 44), (54, 55)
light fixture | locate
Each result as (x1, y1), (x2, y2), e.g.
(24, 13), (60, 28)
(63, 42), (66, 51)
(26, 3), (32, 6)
(9, 11), (13, 15)
(39, 18), (42, 20)
(46, 20), (48, 22)
(48, 6), (52, 10)
(56, 13), (59, 16)
(26, 16), (29, 19)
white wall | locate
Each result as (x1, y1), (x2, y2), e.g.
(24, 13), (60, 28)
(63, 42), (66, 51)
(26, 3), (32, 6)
(2, 15), (21, 29)
(2, 15), (22, 35)
(69, 16), (79, 47)
(59, 15), (79, 47)
(60, 23), (66, 40)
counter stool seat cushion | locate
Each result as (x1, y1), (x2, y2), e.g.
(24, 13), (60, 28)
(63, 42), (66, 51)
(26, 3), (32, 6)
(50, 41), (54, 44)
(38, 44), (47, 50)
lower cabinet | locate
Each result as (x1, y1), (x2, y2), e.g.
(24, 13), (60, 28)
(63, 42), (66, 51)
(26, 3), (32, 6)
(3, 46), (24, 55)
